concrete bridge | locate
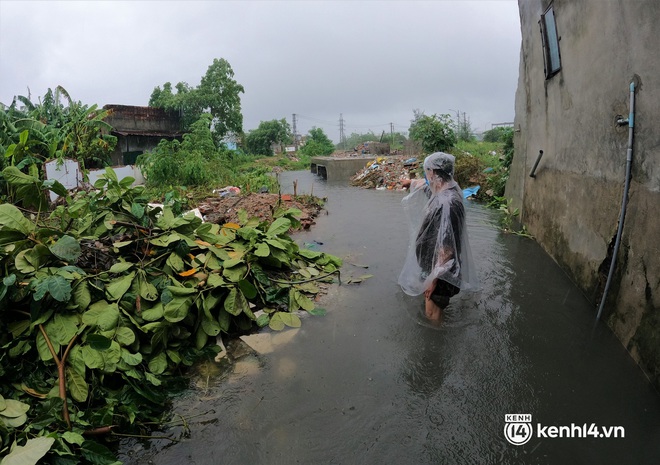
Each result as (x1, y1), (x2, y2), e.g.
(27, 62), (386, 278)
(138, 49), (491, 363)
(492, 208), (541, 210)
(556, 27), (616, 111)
(310, 156), (375, 181)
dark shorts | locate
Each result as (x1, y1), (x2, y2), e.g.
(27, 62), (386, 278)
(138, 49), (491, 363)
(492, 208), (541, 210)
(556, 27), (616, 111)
(430, 280), (460, 308)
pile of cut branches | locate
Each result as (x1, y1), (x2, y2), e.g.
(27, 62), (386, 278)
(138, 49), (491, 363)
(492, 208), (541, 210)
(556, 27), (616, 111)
(0, 167), (341, 464)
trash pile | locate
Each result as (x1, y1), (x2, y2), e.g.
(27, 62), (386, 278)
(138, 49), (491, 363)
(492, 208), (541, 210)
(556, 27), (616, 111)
(350, 155), (420, 190)
(350, 156), (482, 199)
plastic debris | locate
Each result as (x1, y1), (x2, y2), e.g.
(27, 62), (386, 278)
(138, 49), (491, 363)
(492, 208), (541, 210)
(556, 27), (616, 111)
(463, 186), (481, 199)
(213, 186), (241, 197)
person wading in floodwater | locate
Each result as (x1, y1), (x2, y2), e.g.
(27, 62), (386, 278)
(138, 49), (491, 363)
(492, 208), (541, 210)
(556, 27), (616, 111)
(398, 152), (479, 323)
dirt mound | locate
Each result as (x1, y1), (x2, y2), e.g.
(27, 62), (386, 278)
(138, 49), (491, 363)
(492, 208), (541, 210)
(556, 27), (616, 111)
(197, 192), (324, 230)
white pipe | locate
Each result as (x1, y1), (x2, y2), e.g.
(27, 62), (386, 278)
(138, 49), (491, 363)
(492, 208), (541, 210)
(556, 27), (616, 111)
(596, 81), (636, 321)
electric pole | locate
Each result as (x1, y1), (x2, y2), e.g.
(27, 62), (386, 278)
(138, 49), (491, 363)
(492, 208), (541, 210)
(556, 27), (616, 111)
(292, 113), (298, 148)
(339, 113), (346, 150)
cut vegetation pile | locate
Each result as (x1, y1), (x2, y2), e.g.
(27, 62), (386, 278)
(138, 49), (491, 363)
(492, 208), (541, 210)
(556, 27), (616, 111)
(0, 167), (341, 464)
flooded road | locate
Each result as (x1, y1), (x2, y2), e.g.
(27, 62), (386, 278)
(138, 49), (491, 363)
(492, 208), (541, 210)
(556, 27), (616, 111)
(119, 171), (660, 465)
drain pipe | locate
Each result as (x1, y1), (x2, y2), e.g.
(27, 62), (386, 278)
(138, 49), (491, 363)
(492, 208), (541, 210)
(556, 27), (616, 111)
(529, 150), (544, 178)
(596, 81), (636, 321)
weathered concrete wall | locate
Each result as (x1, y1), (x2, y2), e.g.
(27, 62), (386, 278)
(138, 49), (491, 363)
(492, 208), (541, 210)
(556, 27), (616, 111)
(310, 156), (375, 181)
(507, 0), (660, 386)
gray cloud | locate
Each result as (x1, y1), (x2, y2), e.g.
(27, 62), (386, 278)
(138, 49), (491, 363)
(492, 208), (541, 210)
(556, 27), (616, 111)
(0, 0), (521, 142)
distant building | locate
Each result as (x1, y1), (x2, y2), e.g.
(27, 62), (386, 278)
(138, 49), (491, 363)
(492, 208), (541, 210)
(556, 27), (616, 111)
(103, 105), (184, 165)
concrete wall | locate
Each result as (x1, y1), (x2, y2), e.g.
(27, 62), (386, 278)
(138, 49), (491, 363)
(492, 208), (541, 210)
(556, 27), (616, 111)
(507, 0), (660, 386)
(310, 156), (375, 181)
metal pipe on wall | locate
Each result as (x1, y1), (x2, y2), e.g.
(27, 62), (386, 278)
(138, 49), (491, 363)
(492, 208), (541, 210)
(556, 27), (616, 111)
(596, 81), (636, 321)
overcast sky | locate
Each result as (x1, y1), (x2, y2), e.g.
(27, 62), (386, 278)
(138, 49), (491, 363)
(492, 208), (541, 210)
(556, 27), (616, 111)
(0, 0), (521, 143)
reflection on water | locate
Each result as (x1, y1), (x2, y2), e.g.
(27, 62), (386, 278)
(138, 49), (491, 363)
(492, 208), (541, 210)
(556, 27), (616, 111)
(119, 171), (660, 465)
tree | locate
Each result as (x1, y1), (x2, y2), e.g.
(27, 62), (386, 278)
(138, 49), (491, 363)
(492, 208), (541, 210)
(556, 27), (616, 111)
(408, 110), (456, 154)
(299, 127), (334, 156)
(137, 114), (228, 187)
(244, 119), (292, 156)
(149, 58), (245, 146)
(0, 86), (116, 171)
(483, 126), (512, 143)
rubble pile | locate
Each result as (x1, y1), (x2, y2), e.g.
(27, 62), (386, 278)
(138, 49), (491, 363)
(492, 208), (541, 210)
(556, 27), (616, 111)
(350, 155), (421, 190)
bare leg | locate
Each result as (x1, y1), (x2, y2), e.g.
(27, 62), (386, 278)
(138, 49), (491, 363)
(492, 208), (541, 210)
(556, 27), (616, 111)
(425, 296), (443, 323)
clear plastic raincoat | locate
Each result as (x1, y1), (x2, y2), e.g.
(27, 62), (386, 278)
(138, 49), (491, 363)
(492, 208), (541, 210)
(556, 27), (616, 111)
(398, 152), (479, 297)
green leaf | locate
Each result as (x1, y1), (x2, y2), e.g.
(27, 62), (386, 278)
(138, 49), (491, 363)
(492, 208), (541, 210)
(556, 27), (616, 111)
(2, 165), (39, 185)
(80, 439), (122, 465)
(131, 202), (145, 219)
(278, 312), (302, 328)
(139, 279), (159, 301)
(256, 313), (270, 327)
(36, 331), (57, 361)
(49, 235), (81, 262)
(268, 313), (285, 331)
(254, 242), (270, 257)
(206, 273), (225, 288)
(105, 271), (135, 301)
(115, 327), (135, 346)
(43, 178), (68, 196)
(8, 319), (30, 338)
(201, 316), (221, 336)
(83, 301), (119, 331)
(166, 285), (198, 296)
(266, 217), (291, 237)
(0, 436), (55, 465)
(222, 264), (246, 283)
(66, 366), (89, 402)
(309, 307), (327, 316)
(144, 371), (162, 387)
(166, 252), (184, 271)
(86, 334), (112, 351)
(46, 313), (79, 345)
(148, 352), (167, 375)
(109, 262), (134, 273)
(163, 296), (192, 322)
(224, 288), (248, 316)
(141, 303), (164, 321)
(298, 248), (322, 259)
(1, 413), (28, 428)
(62, 431), (85, 446)
(73, 280), (92, 310)
(120, 348), (143, 366)
(238, 279), (257, 299)
(82, 345), (105, 369)
(0, 398), (30, 417)
(293, 289), (315, 311)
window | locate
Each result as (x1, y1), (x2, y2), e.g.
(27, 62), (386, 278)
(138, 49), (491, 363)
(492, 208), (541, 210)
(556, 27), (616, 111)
(540, 5), (561, 78)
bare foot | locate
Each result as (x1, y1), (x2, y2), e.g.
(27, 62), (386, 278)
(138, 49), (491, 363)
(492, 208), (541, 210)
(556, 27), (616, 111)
(425, 297), (443, 324)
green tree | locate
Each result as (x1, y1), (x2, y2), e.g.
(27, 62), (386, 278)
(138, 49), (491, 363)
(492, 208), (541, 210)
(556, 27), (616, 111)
(0, 86), (116, 171)
(149, 58), (245, 146)
(482, 126), (512, 143)
(137, 114), (228, 187)
(299, 127), (334, 156)
(244, 119), (292, 156)
(408, 110), (456, 154)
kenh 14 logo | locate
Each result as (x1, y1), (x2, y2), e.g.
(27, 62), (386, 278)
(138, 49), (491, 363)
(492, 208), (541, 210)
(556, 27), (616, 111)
(504, 414), (533, 445)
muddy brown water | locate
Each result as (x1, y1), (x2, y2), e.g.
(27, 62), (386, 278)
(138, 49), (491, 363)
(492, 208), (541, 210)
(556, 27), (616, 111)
(119, 171), (660, 465)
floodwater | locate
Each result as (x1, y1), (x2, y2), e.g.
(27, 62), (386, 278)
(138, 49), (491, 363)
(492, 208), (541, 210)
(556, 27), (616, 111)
(119, 171), (660, 465)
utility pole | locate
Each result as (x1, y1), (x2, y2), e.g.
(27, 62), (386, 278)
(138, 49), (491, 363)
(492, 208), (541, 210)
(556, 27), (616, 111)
(390, 122), (394, 147)
(339, 113), (346, 150)
(292, 113), (298, 148)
